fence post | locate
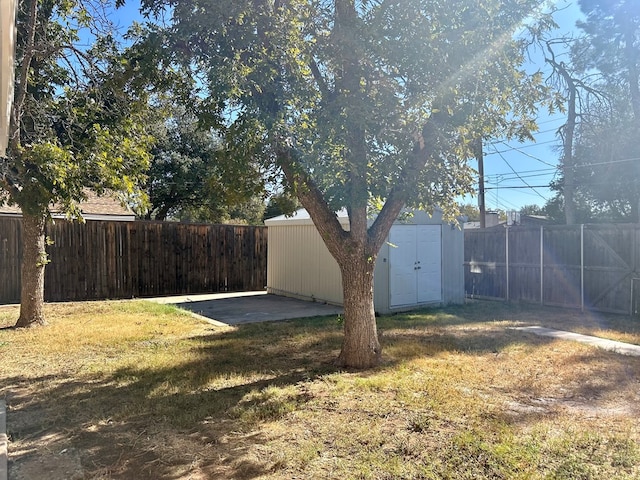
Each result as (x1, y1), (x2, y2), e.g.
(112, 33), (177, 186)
(632, 225), (639, 315)
(581, 224), (585, 312)
(505, 227), (509, 301)
(540, 225), (544, 305)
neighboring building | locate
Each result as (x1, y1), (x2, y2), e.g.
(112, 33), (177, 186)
(265, 208), (465, 315)
(1, 0), (17, 157)
(464, 212), (551, 229)
(518, 214), (551, 227)
(0, 190), (135, 222)
(463, 212), (502, 229)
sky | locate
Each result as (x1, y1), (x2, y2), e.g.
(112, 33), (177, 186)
(108, 0), (584, 213)
(468, 0), (585, 213)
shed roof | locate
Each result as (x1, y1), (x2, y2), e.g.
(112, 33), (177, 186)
(265, 207), (447, 227)
(265, 208), (350, 227)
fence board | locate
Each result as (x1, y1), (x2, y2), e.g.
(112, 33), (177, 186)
(465, 224), (640, 315)
(507, 227), (541, 303)
(464, 228), (507, 299)
(0, 218), (22, 302)
(0, 218), (267, 304)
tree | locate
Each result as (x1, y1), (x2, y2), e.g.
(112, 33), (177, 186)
(142, 0), (551, 368)
(519, 204), (545, 216)
(577, 0), (640, 127)
(144, 102), (265, 222)
(545, 0), (640, 222)
(459, 204), (481, 222)
(570, 93), (639, 221)
(263, 193), (300, 221)
(1, 0), (152, 327)
(173, 195), (267, 224)
(541, 37), (605, 224)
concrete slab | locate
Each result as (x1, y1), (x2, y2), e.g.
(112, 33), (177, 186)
(147, 291), (343, 325)
(513, 326), (640, 357)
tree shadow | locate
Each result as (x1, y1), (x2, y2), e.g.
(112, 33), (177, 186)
(482, 340), (640, 429)
(5, 320), (343, 479)
(395, 300), (640, 338)
(378, 307), (640, 431)
(5, 304), (640, 479)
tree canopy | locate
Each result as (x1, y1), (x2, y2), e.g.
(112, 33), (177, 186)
(144, 103), (265, 223)
(545, 0), (640, 222)
(139, 0), (552, 367)
(2, 0), (152, 217)
(1, 0), (155, 326)
(141, 0), (547, 218)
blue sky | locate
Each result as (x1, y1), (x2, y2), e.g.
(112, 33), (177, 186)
(109, 0), (583, 212)
(470, 0), (584, 212)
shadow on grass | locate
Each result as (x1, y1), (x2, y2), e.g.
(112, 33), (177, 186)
(5, 318), (345, 479)
(5, 304), (640, 479)
(490, 348), (640, 429)
(397, 300), (640, 338)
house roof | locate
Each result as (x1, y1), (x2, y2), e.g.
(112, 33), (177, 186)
(520, 214), (551, 225)
(0, 190), (135, 221)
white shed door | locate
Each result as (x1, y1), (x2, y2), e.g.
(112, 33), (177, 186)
(416, 225), (442, 303)
(389, 225), (442, 307)
(389, 226), (418, 307)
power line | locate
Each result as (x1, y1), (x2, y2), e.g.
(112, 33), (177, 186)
(493, 141), (558, 167)
(493, 165), (558, 176)
(494, 171), (558, 181)
(485, 189), (522, 211)
(487, 138), (559, 154)
(489, 145), (549, 201)
(485, 184), (552, 190)
(569, 155), (640, 169)
(534, 116), (569, 127)
(484, 125), (566, 147)
(477, 155), (640, 183)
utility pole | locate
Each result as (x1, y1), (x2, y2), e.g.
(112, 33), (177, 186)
(475, 138), (486, 228)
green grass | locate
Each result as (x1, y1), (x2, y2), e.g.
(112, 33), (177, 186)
(1, 299), (639, 479)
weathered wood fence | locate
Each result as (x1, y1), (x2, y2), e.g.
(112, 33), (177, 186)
(0, 218), (267, 304)
(465, 224), (640, 315)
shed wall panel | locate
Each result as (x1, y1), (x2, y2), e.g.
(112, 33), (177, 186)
(267, 209), (465, 312)
(442, 224), (465, 304)
(267, 224), (343, 304)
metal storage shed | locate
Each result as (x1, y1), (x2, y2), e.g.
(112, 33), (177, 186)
(265, 208), (464, 315)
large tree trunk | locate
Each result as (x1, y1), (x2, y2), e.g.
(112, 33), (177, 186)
(545, 50), (578, 224)
(335, 255), (381, 369)
(563, 81), (577, 225)
(15, 214), (47, 327)
(276, 0), (447, 369)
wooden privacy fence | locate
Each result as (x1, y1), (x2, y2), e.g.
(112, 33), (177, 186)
(465, 224), (640, 315)
(0, 218), (267, 304)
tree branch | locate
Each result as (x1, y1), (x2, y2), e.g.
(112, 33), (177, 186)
(276, 141), (349, 261)
(309, 57), (332, 100)
(368, 111), (448, 252)
(10, 0), (39, 151)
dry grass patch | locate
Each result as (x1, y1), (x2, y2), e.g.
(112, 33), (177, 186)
(1, 299), (639, 479)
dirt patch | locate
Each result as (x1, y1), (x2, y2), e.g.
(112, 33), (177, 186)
(504, 396), (638, 418)
(11, 447), (84, 480)
(7, 417), (270, 480)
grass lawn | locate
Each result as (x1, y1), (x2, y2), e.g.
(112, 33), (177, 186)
(1, 299), (640, 479)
